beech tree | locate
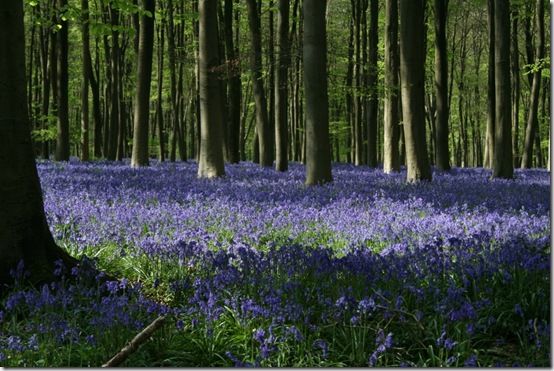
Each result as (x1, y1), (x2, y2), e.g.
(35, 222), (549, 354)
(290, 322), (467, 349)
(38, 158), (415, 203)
(492, 0), (513, 179)
(197, 0), (225, 178)
(399, 0), (432, 182)
(55, 0), (69, 161)
(131, 0), (155, 168)
(275, 0), (290, 172)
(434, 0), (450, 171)
(0, 0), (75, 284)
(303, 0), (332, 185)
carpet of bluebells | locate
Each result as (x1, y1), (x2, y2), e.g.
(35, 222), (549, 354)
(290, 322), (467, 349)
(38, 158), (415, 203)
(0, 160), (550, 366)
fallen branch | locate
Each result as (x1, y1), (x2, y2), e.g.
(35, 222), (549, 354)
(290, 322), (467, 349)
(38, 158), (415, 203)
(102, 315), (167, 367)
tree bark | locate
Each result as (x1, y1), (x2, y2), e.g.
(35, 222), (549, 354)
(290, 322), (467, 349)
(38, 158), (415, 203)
(245, 0), (272, 167)
(399, 0), (432, 182)
(484, 0), (495, 168)
(156, 11), (165, 162)
(55, 0), (69, 161)
(492, 0), (513, 178)
(521, 0), (544, 168)
(275, 0), (290, 171)
(224, 0), (241, 164)
(434, 0), (450, 170)
(303, 0), (332, 185)
(197, 0), (225, 178)
(0, 0), (76, 284)
(366, 0), (378, 168)
(511, 6), (520, 167)
(131, 0), (155, 168)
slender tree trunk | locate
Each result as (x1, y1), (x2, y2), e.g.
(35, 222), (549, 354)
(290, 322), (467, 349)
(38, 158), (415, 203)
(434, 0), (450, 170)
(197, 0), (225, 177)
(521, 0), (544, 168)
(303, 0), (332, 185)
(80, 0), (92, 161)
(245, 0), (272, 167)
(399, 0), (432, 182)
(275, 0), (290, 171)
(55, 0), (69, 161)
(156, 13), (165, 161)
(224, 0), (241, 163)
(131, 0), (155, 167)
(107, 6), (120, 160)
(383, 0), (400, 173)
(366, 0), (378, 167)
(484, 0), (495, 168)
(492, 0), (513, 178)
(511, 7), (520, 167)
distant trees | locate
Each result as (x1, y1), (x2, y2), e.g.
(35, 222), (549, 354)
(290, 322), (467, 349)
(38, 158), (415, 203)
(20, 0), (550, 175)
(399, 0), (432, 182)
(303, 0), (332, 185)
(197, 0), (225, 178)
(0, 0), (75, 284)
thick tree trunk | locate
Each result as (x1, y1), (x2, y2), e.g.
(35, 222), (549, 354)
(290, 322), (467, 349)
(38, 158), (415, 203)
(245, 0), (272, 167)
(399, 0), (432, 182)
(492, 0), (513, 178)
(275, 0), (290, 171)
(55, 0), (69, 161)
(197, 0), (225, 178)
(303, 0), (332, 185)
(521, 0), (544, 169)
(434, 0), (450, 170)
(131, 0), (155, 168)
(0, 0), (76, 284)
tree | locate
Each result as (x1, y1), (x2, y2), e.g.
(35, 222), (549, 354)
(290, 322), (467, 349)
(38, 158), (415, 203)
(484, 0), (495, 168)
(275, 0), (290, 172)
(197, 0), (225, 178)
(0, 0), (75, 284)
(245, 0), (272, 167)
(521, 0), (545, 168)
(131, 0), (155, 168)
(366, 0), (378, 168)
(383, 0), (400, 173)
(399, 0), (432, 182)
(492, 0), (513, 178)
(80, 0), (91, 161)
(434, 0), (450, 170)
(55, 0), (69, 161)
(303, 0), (332, 185)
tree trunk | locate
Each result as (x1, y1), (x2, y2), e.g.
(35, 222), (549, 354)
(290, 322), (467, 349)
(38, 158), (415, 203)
(80, 0), (91, 161)
(156, 11), (165, 161)
(245, 0), (272, 167)
(383, 0), (400, 173)
(434, 0), (450, 170)
(0, 0), (76, 284)
(511, 7), (520, 167)
(366, 0), (378, 167)
(197, 0), (225, 177)
(131, 0), (155, 167)
(275, 0), (290, 171)
(492, 0), (513, 178)
(521, 0), (544, 169)
(224, 0), (241, 163)
(399, 0), (431, 182)
(484, 0), (495, 168)
(55, 0), (69, 161)
(303, 0), (332, 185)
(107, 6), (120, 160)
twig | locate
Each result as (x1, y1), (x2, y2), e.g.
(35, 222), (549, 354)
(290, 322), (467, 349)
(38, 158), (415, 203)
(102, 315), (167, 367)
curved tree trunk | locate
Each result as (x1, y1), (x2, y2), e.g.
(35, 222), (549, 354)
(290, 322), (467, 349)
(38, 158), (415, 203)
(0, 0), (76, 285)
(303, 0), (332, 185)
(131, 0), (155, 168)
(197, 0), (225, 178)
(521, 0), (544, 169)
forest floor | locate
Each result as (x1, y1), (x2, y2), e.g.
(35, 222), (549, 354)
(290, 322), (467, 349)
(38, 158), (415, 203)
(0, 160), (550, 366)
